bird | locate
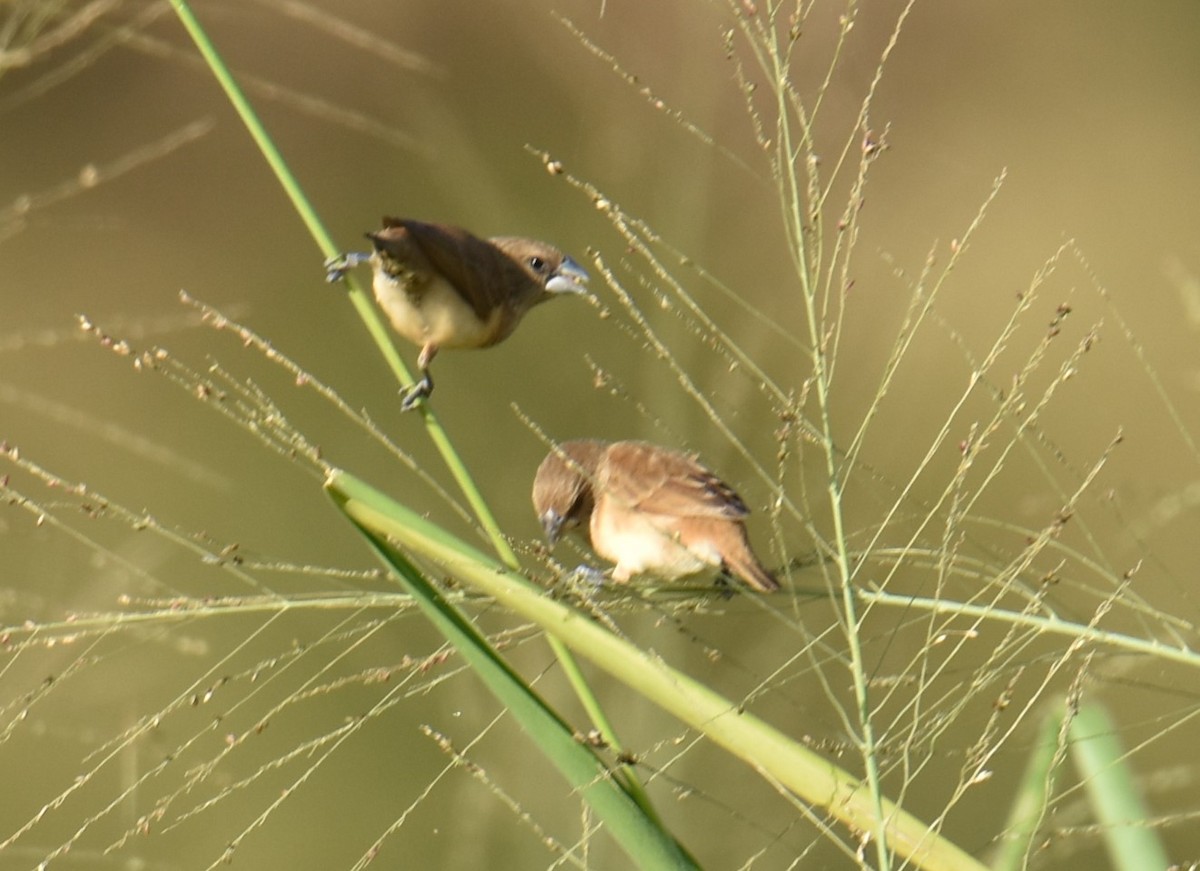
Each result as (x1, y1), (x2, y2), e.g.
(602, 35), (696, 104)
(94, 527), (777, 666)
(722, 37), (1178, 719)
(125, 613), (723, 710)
(326, 218), (589, 409)
(532, 439), (780, 592)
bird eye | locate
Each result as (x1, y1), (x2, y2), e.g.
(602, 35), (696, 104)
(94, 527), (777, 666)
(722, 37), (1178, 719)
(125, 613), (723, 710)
(529, 255), (546, 272)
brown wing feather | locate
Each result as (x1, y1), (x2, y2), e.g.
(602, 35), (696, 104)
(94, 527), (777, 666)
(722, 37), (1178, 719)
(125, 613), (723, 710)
(599, 441), (750, 520)
(378, 218), (516, 319)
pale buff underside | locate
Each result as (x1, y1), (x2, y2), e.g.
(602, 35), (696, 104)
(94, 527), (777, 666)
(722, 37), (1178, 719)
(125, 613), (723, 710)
(591, 495), (722, 582)
(372, 269), (505, 350)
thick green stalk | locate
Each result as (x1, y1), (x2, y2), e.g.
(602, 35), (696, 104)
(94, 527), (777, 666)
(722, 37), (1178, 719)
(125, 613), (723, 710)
(337, 501), (698, 869)
(991, 706), (1064, 871)
(167, 0), (644, 829)
(165, 0), (514, 560)
(1070, 703), (1170, 871)
(331, 469), (990, 871)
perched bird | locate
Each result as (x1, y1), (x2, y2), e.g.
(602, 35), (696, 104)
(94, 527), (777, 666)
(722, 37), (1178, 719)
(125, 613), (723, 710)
(327, 218), (589, 409)
(532, 439), (780, 592)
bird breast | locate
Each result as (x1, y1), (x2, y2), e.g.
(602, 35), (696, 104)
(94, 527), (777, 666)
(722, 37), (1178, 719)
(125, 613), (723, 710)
(590, 497), (720, 580)
(371, 266), (506, 350)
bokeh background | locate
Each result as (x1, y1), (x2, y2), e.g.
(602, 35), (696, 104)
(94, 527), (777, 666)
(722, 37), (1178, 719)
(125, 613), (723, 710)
(3, 1), (1200, 868)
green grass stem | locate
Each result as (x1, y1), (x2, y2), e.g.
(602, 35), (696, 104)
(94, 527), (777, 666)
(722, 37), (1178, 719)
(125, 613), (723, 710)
(1070, 702), (1170, 871)
(166, 0), (648, 840)
(991, 705), (1065, 871)
(329, 468), (990, 871)
(329, 489), (699, 869)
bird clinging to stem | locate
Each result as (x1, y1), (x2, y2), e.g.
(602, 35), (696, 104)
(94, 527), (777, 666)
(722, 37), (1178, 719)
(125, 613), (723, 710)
(327, 217), (589, 409)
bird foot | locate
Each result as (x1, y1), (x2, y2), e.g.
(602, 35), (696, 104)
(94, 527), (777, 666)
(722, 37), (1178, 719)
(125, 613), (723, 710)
(713, 572), (736, 600)
(324, 251), (371, 283)
(564, 565), (608, 588)
(399, 376), (433, 411)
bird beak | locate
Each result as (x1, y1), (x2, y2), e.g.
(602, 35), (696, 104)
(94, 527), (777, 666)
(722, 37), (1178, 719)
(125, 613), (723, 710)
(540, 509), (566, 544)
(546, 256), (590, 295)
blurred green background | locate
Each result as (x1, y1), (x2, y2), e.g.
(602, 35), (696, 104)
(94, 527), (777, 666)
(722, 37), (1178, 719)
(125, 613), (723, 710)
(3, 1), (1200, 868)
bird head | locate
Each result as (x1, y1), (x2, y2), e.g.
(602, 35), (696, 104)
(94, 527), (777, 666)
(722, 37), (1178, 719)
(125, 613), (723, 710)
(532, 439), (608, 544)
(491, 237), (590, 301)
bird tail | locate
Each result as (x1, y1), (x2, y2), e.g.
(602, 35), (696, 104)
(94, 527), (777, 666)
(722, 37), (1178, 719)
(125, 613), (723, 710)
(722, 536), (780, 593)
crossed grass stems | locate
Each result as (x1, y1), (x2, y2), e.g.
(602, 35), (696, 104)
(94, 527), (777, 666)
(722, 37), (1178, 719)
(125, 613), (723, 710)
(1, 1), (1196, 868)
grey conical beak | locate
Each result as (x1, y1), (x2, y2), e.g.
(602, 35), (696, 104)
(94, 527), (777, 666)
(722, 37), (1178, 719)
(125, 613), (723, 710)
(540, 509), (566, 545)
(546, 256), (589, 295)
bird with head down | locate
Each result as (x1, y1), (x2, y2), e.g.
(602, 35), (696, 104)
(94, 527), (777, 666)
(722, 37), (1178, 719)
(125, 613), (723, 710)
(533, 439), (780, 593)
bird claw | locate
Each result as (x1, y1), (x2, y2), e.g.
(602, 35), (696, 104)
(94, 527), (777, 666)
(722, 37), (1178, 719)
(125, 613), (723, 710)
(324, 251), (370, 283)
(564, 565), (607, 588)
(399, 376), (433, 411)
(713, 572), (736, 600)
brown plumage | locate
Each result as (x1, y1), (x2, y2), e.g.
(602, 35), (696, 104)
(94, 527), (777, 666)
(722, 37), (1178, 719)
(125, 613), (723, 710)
(532, 439), (780, 593)
(328, 218), (589, 409)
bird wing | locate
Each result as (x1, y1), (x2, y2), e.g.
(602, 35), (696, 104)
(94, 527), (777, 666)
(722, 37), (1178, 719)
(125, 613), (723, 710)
(599, 441), (750, 521)
(379, 218), (513, 320)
